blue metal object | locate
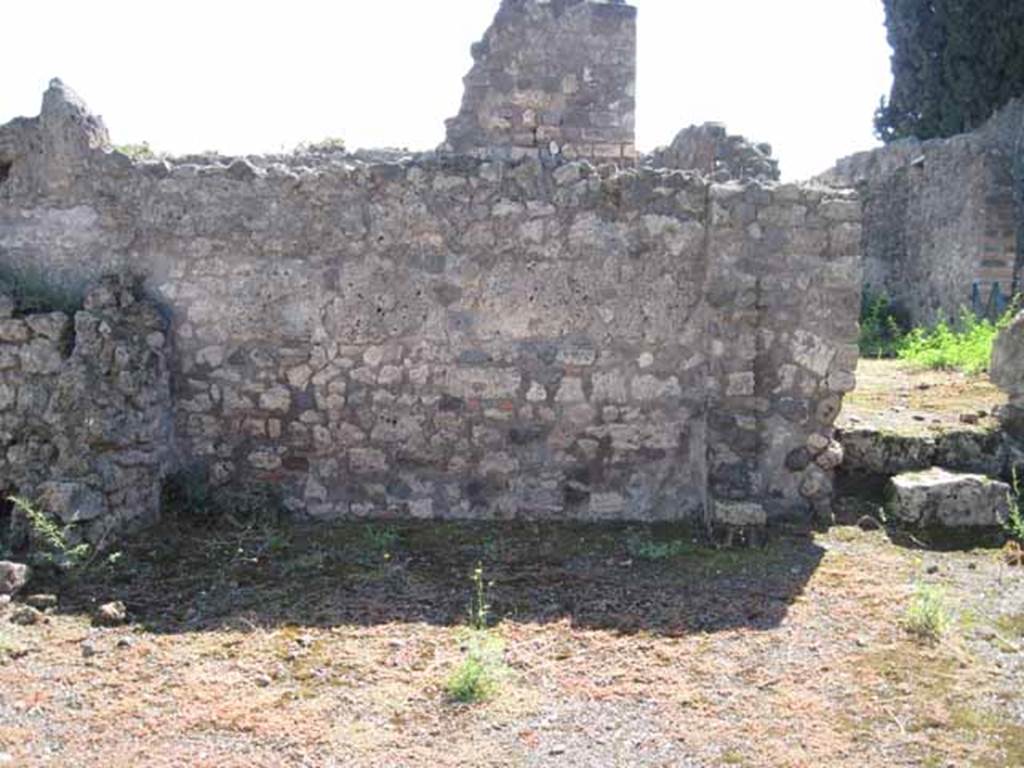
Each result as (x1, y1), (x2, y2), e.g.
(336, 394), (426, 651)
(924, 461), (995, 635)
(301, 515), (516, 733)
(971, 281), (1011, 319)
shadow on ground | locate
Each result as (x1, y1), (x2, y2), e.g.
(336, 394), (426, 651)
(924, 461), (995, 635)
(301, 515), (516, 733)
(43, 520), (825, 638)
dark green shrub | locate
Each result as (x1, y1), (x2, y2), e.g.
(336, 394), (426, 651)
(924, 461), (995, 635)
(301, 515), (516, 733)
(860, 289), (907, 358)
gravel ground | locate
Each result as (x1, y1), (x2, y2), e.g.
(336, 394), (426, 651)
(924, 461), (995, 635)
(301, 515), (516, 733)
(1, 519), (1022, 767)
(840, 358), (1005, 435)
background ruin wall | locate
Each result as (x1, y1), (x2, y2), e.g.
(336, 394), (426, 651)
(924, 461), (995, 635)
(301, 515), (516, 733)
(0, 81), (861, 531)
(818, 99), (1024, 326)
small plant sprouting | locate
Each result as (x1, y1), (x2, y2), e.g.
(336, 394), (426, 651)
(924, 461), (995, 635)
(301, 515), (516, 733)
(8, 495), (91, 570)
(114, 142), (159, 160)
(445, 564), (506, 704)
(904, 582), (952, 643)
(362, 525), (400, 562)
(469, 562), (492, 630)
(626, 534), (696, 561)
(444, 632), (506, 704)
(294, 137), (347, 155)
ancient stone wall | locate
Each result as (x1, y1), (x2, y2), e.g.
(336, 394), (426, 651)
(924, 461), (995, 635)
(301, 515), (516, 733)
(444, 0), (636, 163)
(818, 99), (1024, 326)
(0, 277), (173, 549)
(646, 123), (780, 182)
(0, 81), (860, 531)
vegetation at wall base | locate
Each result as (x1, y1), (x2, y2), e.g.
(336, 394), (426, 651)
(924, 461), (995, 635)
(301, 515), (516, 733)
(896, 311), (1007, 375)
(859, 289), (908, 358)
(859, 289), (1009, 374)
(6, 495), (92, 571)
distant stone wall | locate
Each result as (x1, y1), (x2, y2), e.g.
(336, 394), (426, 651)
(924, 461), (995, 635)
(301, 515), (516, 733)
(444, 0), (636, 164)
(0, 277), (172, 548)
(818, 99), (1024, 326)
(0, 81), (860, 531)
(646, 123), (780, 182)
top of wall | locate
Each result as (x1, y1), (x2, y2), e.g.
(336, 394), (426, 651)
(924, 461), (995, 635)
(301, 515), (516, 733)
(817, 97), (1024, 187)
(443, 0), (637, 164)
(645, 123), (780, 182)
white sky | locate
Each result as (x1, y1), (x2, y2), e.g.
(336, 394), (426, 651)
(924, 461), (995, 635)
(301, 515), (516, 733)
(1, 1), (893, 181)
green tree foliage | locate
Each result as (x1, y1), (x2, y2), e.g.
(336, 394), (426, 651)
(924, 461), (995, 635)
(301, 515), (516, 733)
(876, 0), (1024, 142)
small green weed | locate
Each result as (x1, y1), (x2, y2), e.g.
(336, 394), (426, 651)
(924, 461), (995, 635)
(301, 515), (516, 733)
(361, 525), (400, 562)
(294, 137), (347, 155)
(444, 632), (506, 703)
(904, 582), (952, 642)
(115, 142), (160, 160)
(444, 563), (507, 704)
(626, 534), (698, 561)
(8, 495), (91, 571)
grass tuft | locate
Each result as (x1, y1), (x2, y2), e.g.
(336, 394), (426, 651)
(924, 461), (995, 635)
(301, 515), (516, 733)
(626, 534), (698, 561)
(444, 632), (507, 704)
(904, 582), (952, 642)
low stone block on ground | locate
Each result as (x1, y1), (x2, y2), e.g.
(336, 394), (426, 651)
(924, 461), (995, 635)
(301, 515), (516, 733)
(885, 468), (1010, 529)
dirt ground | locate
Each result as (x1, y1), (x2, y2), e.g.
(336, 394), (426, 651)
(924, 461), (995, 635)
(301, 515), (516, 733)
(1, 518), (1022, 768)
(840, 359), (1006, 435)
(1, 359), (1020, 767)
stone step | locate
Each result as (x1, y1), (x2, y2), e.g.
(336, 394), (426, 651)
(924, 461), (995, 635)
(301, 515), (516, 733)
(838, 425), (1008, 480)
(885, 468), (1011, 529)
